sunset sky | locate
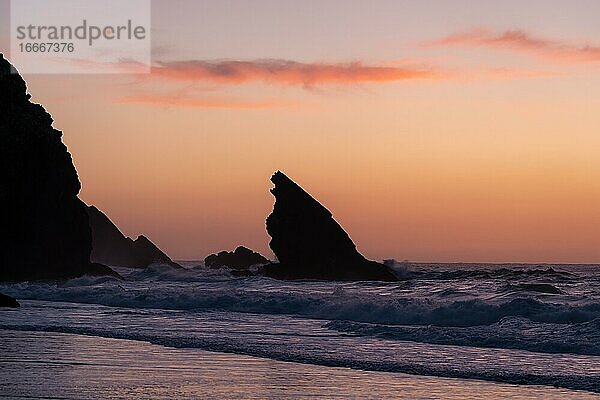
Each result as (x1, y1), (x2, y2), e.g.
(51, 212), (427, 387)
(1, 0), (600, 262)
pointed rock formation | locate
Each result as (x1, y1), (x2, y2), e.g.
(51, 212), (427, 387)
(264, 171), (397, 281)
(87, 205), (179, 268)
(0, 54), (117, 281)
(205, 246), (269, 269)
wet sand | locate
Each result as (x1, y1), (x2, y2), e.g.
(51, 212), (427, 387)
(0, 330), (597, 399)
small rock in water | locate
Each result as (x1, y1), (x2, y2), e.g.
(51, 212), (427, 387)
(0, 293), (19, 308)
(205, 246), (270, 270)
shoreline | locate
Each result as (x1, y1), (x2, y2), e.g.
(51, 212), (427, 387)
(1, 329), (597, 399)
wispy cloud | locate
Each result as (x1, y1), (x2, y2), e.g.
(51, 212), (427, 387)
(99, 54), (554, 109)
(112, 60), (550, 109)
(425, 28), (600, 63)
(150, 59), (441, 88)
(117, 94), (291, 109)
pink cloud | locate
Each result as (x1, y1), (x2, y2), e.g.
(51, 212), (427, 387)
(425, 28), (600, 63)
(107, 56), (553, 110)
(150, 59), (441, 88)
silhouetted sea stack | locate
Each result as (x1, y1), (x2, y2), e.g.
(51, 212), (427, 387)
(0, 54), (117, 281)
(0, 293), (19, 308)
(87, 205), (179, 268)
(264, 171), (398, 281)
(205, 246), (270, 269)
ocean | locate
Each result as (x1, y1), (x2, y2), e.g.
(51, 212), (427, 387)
(1, 262), (600, 397)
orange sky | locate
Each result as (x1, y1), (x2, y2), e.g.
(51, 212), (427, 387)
(2, 0), (600, 262)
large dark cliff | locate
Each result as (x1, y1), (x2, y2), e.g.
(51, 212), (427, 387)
(0, 54), (116, 281)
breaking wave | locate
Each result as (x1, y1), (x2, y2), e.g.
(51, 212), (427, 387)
(2, 269), (599, 328)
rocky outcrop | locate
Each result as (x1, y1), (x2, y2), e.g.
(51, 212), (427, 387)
(0, 293), (19, 308)
(205, 246), (269, 269)
(0, 53), (117, 281)
(87, 205), (179, 268)
(264, 171), (397, 281)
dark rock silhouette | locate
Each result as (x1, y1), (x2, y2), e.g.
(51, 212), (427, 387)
(0, 293), (19, 308)
(87, 205), (179, 268)
(264, 171), (398, 281)
(205, 246), (269, 269)
(0, 54), (117, 281)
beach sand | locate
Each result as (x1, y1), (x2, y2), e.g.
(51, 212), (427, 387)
(0, 329), (596, 399)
